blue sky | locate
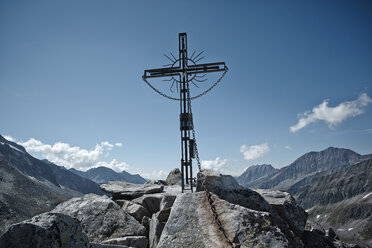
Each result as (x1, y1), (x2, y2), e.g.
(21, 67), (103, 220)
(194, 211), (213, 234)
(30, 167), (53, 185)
(1, 0), (371, 178)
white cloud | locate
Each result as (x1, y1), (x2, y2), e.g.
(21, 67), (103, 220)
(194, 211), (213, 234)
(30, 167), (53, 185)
(290, 93), (372, 133)
(115, 143), (123, 147)
(201, 157), (227, 171)
(284, 145), (291, 150)
(95, 159), (129, 172)
(4, 135), (15, 142)
(19, 138), (129, 172)
(240, 143), (270, 160)
(139, 170), (168, 180)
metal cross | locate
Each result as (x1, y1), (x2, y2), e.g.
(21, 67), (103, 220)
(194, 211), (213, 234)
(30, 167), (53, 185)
(143, 33), (227, 192)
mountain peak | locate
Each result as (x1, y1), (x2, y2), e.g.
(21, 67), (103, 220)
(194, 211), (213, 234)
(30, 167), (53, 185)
(0, 135), (27, 154)
(70, 166), (146, 184)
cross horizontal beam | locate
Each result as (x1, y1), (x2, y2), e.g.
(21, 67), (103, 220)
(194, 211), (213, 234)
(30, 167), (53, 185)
(143, 62), (226, 79)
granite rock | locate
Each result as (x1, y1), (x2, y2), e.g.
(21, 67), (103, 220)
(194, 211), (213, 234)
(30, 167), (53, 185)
(149, 214), (165, 248)
(165, 168), (182, 186)
(100, 181), (164, 199)
(0, 212), (90, 248)
(51, 194), (146, 242)
(196, 169), (271, 212)
(256, 189), (307, 238)
(157, 192), (291, 248)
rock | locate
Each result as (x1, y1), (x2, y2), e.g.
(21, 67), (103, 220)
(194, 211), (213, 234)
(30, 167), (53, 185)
(133, 192), (176, 215)
(145, 180), (168, 186)
(90, 243), (128, 248)
(196, 169), (271, 212)
(302, 230), (359, 248)
(160, 194), (177, 210)
(157, 192), (291, 248)
(133, 193), (164, 215)
(0, 212), (90, 248)
(326, 228), (338, 240)
(155, 208), (171, 222)
(305, 220), (326, 234)
(100, 181), (164, 199)
(142, 216), (151, 232)
(256, 189), (307, 238)
(101, 236), (148, 248)
(51, 194), (146, 243)
(120, 199), (151, 222)
(149, 214), (165, 248)
(165, 168), (182, 185)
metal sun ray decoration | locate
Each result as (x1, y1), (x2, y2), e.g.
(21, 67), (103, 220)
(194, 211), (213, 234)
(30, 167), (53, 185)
(142, 33), (228, 192)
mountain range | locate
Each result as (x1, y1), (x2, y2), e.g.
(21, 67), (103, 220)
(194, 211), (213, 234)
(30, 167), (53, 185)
(2, 133), (371, 246)
(69, 166), (146, 184)
(237, 147), (372, 247)
(0, 135), (147, 235)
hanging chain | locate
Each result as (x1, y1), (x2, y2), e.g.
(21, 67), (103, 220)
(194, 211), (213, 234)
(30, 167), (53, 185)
(142, 75), (180, 101)
(190, 66), (228, 100)
(187, 88), (202, 171)
(142, 66), (229, 101)
(143, 61), (233, 246)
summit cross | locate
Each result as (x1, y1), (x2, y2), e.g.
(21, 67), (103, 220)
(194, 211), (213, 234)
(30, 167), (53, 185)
(143, 33), (227, 192)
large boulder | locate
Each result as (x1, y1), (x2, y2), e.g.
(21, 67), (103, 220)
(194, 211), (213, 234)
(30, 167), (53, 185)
(51, 194), (146, 243)
(157, 192), (291, 248)
(196, 169), (271, 212)
(0, 212), (90, 248)
(256, 189), (308, 238)
(165, 168), (182, 185)
(100, 181), (164, 199)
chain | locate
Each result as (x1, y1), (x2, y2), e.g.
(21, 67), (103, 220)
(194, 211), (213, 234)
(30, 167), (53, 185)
(143, 63), (232, 246)
(141, 66), (229, 101)
(187, 87), (235, 248)
(190, 66), (228, 100)
(142, 76), (180, 101)
(201, 174), (236, 247)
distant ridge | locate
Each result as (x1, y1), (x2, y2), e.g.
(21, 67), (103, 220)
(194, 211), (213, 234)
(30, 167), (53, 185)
(246, 147), (369, 191)
(0, 135), (103, 195)
(0, 134), (103, 235)
(235, 146), (372, 246)
(236, 164), (277, 188)
(69, 166), (147, 184)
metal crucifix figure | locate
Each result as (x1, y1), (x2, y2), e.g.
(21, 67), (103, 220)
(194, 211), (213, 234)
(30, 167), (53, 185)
(143, 33), (228, 192)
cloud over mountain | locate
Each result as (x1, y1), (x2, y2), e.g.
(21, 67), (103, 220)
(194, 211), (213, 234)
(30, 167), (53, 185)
(201, 157), (227, 171)
(240, 143), (270, 160)
(19, 138), (128, 172)
(290, 93), (372, 133)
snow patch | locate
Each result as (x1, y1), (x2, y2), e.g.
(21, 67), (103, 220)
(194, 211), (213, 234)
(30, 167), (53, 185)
(0, 141), (24, 153)
(316, 215), (321, 219)
(9, 144), (24, 153)
(363, 192), (372, 199)
(28, 176), (38, 181)
(348, 228), (354, 231)
(338, 228), (345, 231)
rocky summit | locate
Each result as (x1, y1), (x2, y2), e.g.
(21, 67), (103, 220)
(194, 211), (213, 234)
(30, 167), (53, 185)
(0, 168), (361, 248)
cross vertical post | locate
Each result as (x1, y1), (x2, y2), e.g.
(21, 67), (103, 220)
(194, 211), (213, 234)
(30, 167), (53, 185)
(143, 33), (227, 193)
(179, 33), (193, 192)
